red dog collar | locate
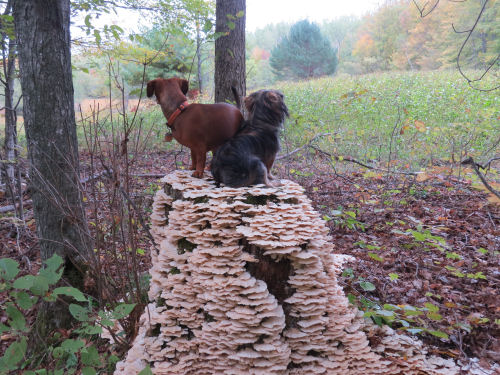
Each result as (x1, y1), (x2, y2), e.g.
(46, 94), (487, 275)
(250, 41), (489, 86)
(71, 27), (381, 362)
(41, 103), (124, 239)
(167, 101), (189, 127)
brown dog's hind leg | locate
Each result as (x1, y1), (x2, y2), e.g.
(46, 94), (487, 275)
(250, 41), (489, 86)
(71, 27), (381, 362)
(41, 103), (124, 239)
(192, 150), (206, 178)
(190, 151), (197, 171)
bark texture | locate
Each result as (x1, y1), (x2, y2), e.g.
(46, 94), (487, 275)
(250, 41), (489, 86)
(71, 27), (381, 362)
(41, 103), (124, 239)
(214, 0), (246, 104)
(196, 18), (203, 94)
(13, 0), (91, 335)
(1, 0), (17, 185)
(3, 36), (17, 183)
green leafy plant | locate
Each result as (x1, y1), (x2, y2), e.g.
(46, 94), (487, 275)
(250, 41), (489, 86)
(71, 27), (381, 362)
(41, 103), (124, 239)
(324, 208), (366, 231)
(340, 264), (450, 341)
(0, 255), (134, 374)
(409, 226), (448, 251)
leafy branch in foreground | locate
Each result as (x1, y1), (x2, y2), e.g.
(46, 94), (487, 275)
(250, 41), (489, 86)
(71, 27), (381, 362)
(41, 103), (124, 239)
(0, 254), (136, 374)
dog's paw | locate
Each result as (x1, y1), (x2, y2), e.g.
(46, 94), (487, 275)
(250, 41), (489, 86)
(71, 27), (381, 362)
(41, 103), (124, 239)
(266, 179), (282, 187)
(192, 170), (204, 178)
(164, 132), (173, 142)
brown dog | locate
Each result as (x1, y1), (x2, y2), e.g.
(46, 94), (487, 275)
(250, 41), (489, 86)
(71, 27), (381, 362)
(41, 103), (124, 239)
(147, 77), (243, 177)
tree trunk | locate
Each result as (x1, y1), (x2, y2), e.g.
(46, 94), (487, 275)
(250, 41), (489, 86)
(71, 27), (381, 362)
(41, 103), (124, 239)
(214, 0), (245, 104)
(3, 39), (17, 183)
(13, 0), (91, 343)
(196, 16), (203, 94)
(1, 0), (16, 186)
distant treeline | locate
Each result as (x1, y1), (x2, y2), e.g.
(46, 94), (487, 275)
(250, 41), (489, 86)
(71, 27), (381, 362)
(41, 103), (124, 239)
(246, 0), (498, 85)
(70, 0), (498, 98)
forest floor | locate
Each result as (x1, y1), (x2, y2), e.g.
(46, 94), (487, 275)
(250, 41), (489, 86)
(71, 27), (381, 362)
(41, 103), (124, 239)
(275, 156), (499, 370)
(1, 150), (499, 372)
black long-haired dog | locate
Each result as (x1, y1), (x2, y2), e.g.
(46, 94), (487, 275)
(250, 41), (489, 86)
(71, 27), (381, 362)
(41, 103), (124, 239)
(211, 89), (289, 187)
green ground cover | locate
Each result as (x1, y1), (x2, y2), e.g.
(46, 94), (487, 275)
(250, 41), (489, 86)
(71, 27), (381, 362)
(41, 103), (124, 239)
(272, 70), (498, 172)
(4, 70), (497, 174)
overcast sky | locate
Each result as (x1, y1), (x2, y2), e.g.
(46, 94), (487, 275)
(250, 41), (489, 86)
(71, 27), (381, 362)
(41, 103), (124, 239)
(73, 0), (380, 38)
(246, 0), (379, 31)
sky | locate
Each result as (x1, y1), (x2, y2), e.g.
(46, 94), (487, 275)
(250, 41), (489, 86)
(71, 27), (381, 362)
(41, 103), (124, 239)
(72, 0), (380, 38)
(246, 0), (379, 31)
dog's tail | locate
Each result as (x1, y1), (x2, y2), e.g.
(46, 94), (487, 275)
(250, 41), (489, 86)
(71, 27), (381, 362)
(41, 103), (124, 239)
(231, 85), (241, 109)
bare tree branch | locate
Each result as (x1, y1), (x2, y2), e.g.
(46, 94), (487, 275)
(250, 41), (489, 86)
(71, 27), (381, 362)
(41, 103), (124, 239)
(0, 200), (32, 213)
(454, 0), (499, 91)
(411, 0), (440, 17)
(462, 156), (500, 200)
(311, 146), (418, 176)
(451, 23), (471, 34)
(277, 133), (332, 160)
(412, 0), (499, 91)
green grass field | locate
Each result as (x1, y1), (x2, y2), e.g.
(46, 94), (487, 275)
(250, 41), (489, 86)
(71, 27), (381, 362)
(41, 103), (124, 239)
(3, 70), (498, 173)
(269, 70), (499, 172)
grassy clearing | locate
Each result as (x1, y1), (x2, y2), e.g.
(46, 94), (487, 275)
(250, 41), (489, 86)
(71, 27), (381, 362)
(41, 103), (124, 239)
(271, 70), (499, 172)
(75, 101), (172, 152)
(4, 70), (498, 175)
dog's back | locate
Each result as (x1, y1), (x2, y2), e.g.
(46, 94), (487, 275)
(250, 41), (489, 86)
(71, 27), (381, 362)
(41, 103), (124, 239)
(180, 103), (242, 151)
(147, 77), (244, 178)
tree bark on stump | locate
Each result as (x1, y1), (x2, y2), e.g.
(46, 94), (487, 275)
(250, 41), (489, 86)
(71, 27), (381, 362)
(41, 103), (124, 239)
(214, 0), (246, 104)
(13, 0), (92, 349)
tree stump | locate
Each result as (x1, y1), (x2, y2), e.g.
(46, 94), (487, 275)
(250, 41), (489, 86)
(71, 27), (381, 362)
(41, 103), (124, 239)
(115, 171), (459, 375)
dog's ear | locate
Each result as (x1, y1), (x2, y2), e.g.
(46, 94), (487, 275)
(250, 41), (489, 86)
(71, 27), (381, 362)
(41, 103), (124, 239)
(267, 91), (280, 102)
(178, 79), (189, 95)
(244, 95), (255, 113)
(268, 90), (289, 117)
(146, 79), (156, 98)
(277, 91), (289, 117)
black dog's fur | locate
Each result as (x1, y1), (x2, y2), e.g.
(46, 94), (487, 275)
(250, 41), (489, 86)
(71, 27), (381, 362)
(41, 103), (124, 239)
(211, 90), (289, 187)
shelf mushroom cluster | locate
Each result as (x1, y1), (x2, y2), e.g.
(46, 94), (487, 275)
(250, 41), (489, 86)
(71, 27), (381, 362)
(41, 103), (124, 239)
(115, 171), (459, 375)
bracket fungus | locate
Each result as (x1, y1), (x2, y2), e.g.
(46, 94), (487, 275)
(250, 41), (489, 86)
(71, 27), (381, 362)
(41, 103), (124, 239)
(115, 171), (460, 375)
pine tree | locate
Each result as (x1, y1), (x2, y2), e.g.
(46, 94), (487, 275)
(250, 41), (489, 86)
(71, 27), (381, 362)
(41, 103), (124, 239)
(270, 20), (338, 80)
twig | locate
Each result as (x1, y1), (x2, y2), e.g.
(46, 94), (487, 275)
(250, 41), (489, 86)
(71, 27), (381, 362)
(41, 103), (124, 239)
(462, 156), (500, 199)
(412, 0), (499, 91)
(486, 211), (495, 228)
(97, 161), (159, 248)
(131, 173), (166, 179)
(387, 104), (402, 175)
(276, 133), (331, 160)
(453, 0), (499, 91)
(411, 0), (440, 17)
(477, 156), (500, 171)
(80, 170), (112, 184)
(0, 200), (32, 214)
(311, 146), (417, 176)
(117, 186), (158, 248)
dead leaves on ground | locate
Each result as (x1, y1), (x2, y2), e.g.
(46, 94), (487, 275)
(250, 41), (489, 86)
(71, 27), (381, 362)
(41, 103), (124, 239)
(285, 162), (499, 362)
